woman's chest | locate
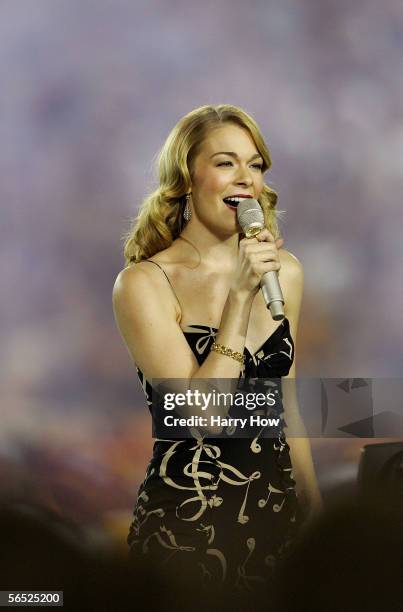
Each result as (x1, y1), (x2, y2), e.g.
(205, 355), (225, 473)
(171, 269), (283, 355)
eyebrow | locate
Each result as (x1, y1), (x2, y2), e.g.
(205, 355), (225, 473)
(209, 151), (263, 161)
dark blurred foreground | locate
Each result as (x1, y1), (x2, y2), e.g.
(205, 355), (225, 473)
(0, 493), (402, 612)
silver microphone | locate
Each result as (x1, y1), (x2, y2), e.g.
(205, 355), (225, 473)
(237, 199), (285, 321)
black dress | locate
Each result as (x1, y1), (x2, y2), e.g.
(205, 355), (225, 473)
(127, 262), (302, 592)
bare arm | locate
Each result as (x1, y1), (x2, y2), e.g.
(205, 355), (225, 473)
(280, 251), (324, 520)
(113, 264), (254, 432)
(112, 264), (254, 382)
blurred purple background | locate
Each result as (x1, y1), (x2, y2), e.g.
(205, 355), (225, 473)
(1, 0), (402, 548)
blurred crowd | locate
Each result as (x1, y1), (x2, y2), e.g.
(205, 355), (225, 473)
(1, 492), (402, 611)
(1, 0), (402, 579)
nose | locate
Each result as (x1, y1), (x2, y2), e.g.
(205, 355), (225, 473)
(234, 164), (253, 186)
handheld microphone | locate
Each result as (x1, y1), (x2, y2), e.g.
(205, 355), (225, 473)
(237, 199), (285, 321)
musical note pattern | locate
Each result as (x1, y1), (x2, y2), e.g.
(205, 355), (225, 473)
(128, 318), (301, 590)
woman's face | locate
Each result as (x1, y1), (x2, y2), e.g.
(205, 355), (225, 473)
(189, 123), (265, 234)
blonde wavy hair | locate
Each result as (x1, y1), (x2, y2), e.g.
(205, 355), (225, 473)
(122, 104), (283, 265)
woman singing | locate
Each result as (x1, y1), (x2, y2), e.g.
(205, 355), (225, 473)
(112, 104), (322, 593)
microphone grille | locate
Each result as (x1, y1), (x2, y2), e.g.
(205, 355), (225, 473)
(237, 199), (265, 232)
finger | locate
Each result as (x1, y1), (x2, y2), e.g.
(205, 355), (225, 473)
(255, 228), (274, 242)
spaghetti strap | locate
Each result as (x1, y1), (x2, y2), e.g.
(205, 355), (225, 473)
(143, 260), (182, 313)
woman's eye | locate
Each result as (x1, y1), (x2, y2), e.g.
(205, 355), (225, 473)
(217, 161), (263, 170)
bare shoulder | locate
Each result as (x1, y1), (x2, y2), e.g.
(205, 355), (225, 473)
(112, 260), (199, 380)
(112, 260), (179, 321)
(279, 248), (304, 281)
(113, 262), (148, 289)
(112, 263), (153, 307)
(113, 264), (149, 319)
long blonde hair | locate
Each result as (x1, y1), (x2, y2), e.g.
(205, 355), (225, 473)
(122, 104), (282, 265)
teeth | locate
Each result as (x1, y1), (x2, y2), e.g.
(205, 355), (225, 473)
(224, 197), (244, 205)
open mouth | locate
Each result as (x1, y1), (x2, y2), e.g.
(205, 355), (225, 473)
(223, 196), (248, 210)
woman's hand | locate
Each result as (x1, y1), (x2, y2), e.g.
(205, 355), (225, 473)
(231, 228), (284, 297)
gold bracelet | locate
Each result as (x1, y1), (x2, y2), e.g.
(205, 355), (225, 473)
(210, 341), (245, 364)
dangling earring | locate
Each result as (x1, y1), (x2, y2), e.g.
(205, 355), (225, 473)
(183, 193), (192, 221)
